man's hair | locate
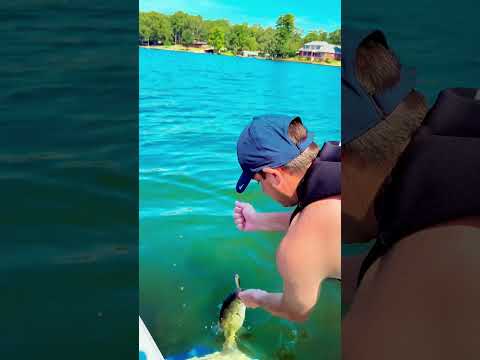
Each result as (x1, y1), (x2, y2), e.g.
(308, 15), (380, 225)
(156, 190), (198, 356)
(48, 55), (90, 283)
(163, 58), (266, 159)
(343, 36), (428, 165)
(258, 118), (319, 179)
(282, 118), (320, 174)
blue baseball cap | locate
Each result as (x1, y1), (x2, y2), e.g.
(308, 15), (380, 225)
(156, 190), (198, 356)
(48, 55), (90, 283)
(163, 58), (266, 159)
(236, 114), (314, 193)
(342, 27), (416, 144)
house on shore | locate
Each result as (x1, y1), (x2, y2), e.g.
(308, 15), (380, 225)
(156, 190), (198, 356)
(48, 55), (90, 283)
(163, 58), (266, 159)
(298, 41), (341, 61)
(240, 50), (260, 57)
(190, 40), (214, 53)
(191, 40), (209, 48)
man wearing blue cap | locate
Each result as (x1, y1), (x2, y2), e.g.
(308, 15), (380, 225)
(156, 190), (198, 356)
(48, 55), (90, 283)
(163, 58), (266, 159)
(232, 114), (341, 322)
(341, 28), (480, 359)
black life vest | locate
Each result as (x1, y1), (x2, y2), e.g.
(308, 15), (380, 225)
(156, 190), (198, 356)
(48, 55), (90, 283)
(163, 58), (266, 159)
(290, 141), (341, 224)
(358, 88), (480, 286)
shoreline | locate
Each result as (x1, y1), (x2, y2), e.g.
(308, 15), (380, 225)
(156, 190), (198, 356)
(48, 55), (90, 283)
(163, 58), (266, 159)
(140, 45), (341, 67)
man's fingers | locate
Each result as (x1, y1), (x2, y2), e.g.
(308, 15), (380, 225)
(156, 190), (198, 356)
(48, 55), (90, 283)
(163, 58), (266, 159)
(234, 218), (244, 226)
(233, 212), (244, 221)
(238, 291), (250, 302)
(238, 290), (259, 308)
(233, 208), (243, 219)
(238, 290), (254, 299)
(234, 201), (250, 232)
(235, 201), (249, 208)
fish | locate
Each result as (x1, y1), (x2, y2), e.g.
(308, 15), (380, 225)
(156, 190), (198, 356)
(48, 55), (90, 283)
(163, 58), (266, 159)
(219, 274), (246, 350)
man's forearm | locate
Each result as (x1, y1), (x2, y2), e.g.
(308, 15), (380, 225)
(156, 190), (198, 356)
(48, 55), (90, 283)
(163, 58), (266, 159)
(254, 212), (292, 232)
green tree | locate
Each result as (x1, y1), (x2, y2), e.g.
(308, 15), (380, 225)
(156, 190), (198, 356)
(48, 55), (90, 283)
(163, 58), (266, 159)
(204, 19), (230, 37)
(327, 29), (341, 45)
(151, 13), (172, 45)
(260, 28), (276, 55)
(251, 25), (275, 54)
(181, 29), (194, 45)
(245, 36), (258, 51)
(170, 12), (209, 45)
(170, 11), (189, 44)
(276, 14), (295, 34)
(139, 12), (172, 45)
(208, 27), (226, 52)
(303, 30), (328, 44)
(139, 13), (153, 45)
(188, 15), (208, 42)
(287, 32), (303, 56)
(226, 24), (257, 53)
(273, 14), (301, 58)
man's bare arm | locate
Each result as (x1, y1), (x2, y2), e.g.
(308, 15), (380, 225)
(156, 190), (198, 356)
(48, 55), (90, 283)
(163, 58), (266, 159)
(251, 212), (292, 232)
(239, 289), (317, 322)
(278, 199), (341, 319)
(233, 201), (292, 232)
(241, 198), (341, 321)
(281, 198), (341, 279)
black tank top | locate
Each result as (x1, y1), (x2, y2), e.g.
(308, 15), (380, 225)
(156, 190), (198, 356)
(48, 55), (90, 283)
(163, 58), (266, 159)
(357, 88), (480, 286)
(290, 141), (341, 224)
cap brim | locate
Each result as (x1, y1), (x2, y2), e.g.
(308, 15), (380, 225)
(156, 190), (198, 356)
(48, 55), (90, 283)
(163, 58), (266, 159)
(236, 170), (253, 193)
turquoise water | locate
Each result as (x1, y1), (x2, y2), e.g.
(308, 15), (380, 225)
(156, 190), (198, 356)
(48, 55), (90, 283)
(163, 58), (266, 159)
(343, 0), (479, 105)
(2, 2), (138, 358)
(140, 48), (340, 359)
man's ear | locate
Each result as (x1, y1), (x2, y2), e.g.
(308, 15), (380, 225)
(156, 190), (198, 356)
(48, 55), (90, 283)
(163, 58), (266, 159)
(262, 167), (281, 185)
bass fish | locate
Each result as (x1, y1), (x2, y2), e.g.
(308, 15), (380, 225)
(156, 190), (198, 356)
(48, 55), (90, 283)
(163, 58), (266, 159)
(219, 274), (246, 349)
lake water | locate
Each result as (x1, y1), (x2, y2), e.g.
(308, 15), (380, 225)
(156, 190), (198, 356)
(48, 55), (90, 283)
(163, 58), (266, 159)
(140, 48), (340, 360)
(343, 0), (479, 105)
(2, 2), (139, 358)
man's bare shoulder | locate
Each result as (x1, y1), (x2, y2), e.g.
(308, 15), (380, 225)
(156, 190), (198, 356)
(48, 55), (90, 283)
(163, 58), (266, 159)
(277, 196), (341, 279)
(290, 195), (341, 230)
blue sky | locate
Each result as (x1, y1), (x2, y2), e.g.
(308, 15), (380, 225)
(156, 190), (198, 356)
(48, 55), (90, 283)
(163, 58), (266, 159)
(139, 0), (340, 33)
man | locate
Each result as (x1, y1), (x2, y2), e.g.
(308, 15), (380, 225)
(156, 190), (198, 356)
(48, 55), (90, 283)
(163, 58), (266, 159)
(232, 114), (341, 322)
(342, 28), (480, 359)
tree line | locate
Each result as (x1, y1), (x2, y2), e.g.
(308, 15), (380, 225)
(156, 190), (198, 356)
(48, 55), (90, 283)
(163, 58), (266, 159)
(139, 11), (341, 58)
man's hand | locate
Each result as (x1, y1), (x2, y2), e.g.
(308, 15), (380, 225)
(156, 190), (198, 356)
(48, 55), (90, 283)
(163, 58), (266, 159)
(233, 201), (258, 231)
(238, 289), (268, 308)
